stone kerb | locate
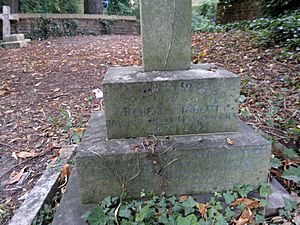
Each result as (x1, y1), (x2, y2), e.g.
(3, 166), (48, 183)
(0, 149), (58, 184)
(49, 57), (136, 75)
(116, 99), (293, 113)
(103, 64), (240, 139)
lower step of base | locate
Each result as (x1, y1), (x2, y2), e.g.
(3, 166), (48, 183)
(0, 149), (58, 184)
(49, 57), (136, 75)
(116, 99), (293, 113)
(76, 111), (271, 203)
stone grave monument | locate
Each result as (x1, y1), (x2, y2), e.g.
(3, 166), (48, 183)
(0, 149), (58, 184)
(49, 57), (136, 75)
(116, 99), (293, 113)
(0, 6), (30, 48)
(76, 0), (271, 204)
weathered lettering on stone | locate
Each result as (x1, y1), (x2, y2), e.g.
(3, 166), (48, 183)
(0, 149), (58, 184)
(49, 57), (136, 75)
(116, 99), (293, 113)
(103, 64), (240, 139)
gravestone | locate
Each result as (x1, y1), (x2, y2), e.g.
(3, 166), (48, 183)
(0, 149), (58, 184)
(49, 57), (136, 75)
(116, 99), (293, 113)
(76, 0), (271, 203)
(0, 6), (30, 48)
(140, 0), (191, 71)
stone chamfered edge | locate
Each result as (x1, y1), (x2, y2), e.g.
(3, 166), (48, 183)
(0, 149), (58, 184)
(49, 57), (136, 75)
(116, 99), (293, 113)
(76, 111), (271, 204)
(103, 63), (240, 139)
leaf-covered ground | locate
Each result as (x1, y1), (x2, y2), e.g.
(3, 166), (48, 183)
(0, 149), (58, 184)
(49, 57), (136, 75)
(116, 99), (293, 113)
(0, 32), (299, 224)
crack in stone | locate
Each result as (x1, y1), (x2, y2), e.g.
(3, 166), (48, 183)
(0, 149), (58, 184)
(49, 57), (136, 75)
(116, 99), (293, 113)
(163, 0), (176, 70)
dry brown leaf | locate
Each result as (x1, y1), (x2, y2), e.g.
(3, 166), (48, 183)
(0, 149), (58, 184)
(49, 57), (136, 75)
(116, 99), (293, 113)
(235, 207), (252, 225)
(17, 151), (39, 159)
(60, 164), (71, 180)
(179, 195), (189, 201)
(0, 90), (9, 96)
(196, 202), (211, 221)
(8, 166), (28, 184)
(73, 128), (86, 133)
(226, 138), (234, 145)
(231, 198), (260, 208)
(130, 144), (141, 152)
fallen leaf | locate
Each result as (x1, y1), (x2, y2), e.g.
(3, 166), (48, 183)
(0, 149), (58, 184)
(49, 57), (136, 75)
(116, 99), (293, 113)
(226, 138), (234, 145)
(8, 166), (28, 184)
(196, 202), (211, 220)
(231, 198), (260, 208)
(130, 144), (141, 152)
(60, 164), (71, 180)
(179, 195), (189, 201)
(73, 128), (86, 133)
(235, 207), (252, 225)
(17, 151), (39, 159)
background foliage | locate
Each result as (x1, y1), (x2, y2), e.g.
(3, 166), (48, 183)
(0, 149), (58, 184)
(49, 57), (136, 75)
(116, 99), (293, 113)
(192, 0), (300, 49)
(106, 0), (132, 16)
(19, 0), (81, 13)
(0, 0), (82, 13)
(261, 0), (300, 18)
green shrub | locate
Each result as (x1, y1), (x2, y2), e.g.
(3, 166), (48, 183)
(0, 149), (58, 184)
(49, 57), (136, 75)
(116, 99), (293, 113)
(131, 1), (140, 20)
(191, 0), (220, 32)
(261, 0), (300, 18)
(192, 14), (222, 32)
(27, 18), (79, 40)
(106, 0), (132, 16)
(223, 13), (300, 49)
(20, 0), (81, 13)
(192, 0), (219, 19)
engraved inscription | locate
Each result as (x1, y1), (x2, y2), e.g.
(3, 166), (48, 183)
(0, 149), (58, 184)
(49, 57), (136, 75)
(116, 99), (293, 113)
(105, 78), (238, 137)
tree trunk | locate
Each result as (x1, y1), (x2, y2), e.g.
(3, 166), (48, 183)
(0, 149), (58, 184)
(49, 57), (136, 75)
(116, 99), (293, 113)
(4, 0), (19, 13)
(84, 0), (103, 14)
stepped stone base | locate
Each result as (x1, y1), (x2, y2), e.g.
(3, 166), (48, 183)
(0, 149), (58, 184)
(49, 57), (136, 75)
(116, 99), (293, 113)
(2, 34), (31, 48)
(76, 111), (271, 203)
(103, 64), (240, 139)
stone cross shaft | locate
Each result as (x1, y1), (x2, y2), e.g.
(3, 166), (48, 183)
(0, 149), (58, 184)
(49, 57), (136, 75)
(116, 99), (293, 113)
(140, 0), (192, 71)
(0, 6), (19, 38)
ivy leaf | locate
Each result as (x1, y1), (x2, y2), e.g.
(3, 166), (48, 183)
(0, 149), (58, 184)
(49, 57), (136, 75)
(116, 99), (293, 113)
(198, 218), (212, 225)
(81, 211), (90, 222)
(101, 196), (113, 208)
(215, 214), (228, 225)
(239, 108), (250, 117)
(234, 184), (254, 198)
(283, 148), (299, 160)
(224, 207), (235, 219)
(255, 213), (265, 223)
(281, 166), (300, 183)
(119, 207), (132, 219)
(259, 183), (271, 197)
(270, 158), (282, 168)
(135, 205), (153, 222)
(259, 199), (268, 207)
(176, 214), (198, 225)
(223, 191), (238, 204)
(180, 196), (197, 216)
(180, 196), (196, 208)
(86, 206), (108, 225)
(283, 197), (297, 211)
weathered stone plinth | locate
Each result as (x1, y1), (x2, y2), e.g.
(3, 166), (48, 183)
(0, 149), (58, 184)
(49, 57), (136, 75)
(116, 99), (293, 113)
(76, 111), (271, 203)
(1, 34), (31, 49)
(103, 64), (240, 139)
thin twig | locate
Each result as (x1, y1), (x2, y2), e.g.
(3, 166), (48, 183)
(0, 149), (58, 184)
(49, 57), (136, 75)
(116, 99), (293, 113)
(0, 142), (23, 151)
(161, 158), (178, 170)
(160, 144), (175, 156)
